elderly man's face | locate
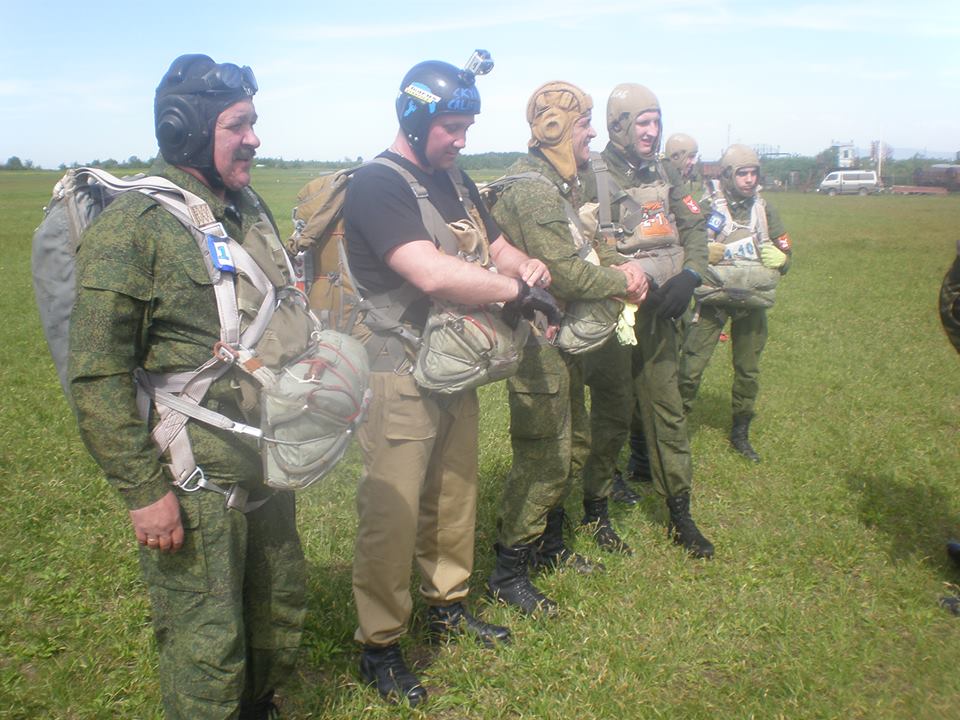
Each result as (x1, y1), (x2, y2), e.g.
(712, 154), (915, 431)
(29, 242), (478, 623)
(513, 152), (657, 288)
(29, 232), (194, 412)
(214, 98), (260, 191)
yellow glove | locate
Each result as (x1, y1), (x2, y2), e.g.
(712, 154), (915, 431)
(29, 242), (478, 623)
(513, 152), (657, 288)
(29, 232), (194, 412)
(616, 302), (638, 346)
(708, 242), (726, 264)
(761, 244), (787, 269)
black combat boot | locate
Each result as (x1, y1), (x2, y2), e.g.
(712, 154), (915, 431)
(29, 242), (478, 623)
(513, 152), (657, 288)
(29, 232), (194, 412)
(359, 643), (427, 707)
(580, 497), (633, 555)
(239, 690), (280, 719)
(486, 542), (558, 616)
(626, 428), (653, 483)
(531, 506), (605, 574)
(730, 413), (761, 462)
(666, 493), (714, 559)
(610, 469), (641, 506)
(426, 601), (511, 647)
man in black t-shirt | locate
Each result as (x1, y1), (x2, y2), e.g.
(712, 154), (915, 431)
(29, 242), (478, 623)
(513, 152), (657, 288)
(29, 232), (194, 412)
(344, 55), (554, 708)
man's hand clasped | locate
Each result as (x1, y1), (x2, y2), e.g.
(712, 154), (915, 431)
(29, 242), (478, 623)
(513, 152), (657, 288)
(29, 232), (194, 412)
(130, 490), (185, 553)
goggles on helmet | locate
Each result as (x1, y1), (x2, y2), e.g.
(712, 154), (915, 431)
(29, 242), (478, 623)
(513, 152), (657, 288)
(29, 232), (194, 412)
(200, 63), (258, 96)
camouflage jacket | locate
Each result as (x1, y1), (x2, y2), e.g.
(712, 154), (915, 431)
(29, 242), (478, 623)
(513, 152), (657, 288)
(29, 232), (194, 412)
(491, 152), (628, 303)
(69, 160), (276, 509)
(940, 242), (960, 353)
(582, 142), (709, 278)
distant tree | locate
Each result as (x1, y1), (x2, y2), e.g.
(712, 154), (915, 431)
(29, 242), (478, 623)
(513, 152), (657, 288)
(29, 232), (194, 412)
(5, 156), (23, 170)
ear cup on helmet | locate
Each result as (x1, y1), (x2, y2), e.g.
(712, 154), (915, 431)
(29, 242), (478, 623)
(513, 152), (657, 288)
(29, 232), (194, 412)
(531, 107), (566, 145)
(155, 94), (210, 165)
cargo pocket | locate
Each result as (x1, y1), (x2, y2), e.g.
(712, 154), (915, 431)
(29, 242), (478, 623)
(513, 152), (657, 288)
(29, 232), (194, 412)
(506, 371), (563, 440)
(139, 491), (209, 593)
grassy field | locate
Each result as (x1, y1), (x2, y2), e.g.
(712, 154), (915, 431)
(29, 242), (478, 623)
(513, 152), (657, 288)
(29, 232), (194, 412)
(2, 167), (960, 719)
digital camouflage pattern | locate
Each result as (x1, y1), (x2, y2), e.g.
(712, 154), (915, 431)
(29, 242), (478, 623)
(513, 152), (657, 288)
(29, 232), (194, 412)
(492, 152), (625, 544)
(941, 244), (960, 353)
(69, 159), (306, 717)
(581, 142), (707, 498)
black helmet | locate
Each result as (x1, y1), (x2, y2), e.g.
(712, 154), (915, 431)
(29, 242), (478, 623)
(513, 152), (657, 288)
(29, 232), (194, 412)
(396, 51), (492, 161)
(154, 54), (257, 181)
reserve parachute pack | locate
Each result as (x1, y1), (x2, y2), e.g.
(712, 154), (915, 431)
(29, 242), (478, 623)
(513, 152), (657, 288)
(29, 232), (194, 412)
(32, 167), (371, 496)
(589, 153), (685, 288)
(481, 171), (620, 354)
(694, 179), (780, 309)
(289, 157), (529, 393)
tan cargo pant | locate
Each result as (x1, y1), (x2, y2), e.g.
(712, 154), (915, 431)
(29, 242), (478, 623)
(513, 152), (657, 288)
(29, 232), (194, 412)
(352, 371), (479, 646)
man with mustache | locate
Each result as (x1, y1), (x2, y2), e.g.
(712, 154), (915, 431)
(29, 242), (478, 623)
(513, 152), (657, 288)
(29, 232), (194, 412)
(69, 55), (307, 718)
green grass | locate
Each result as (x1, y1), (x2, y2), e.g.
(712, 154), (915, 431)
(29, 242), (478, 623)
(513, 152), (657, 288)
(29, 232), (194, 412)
(2, 169), (960, 718)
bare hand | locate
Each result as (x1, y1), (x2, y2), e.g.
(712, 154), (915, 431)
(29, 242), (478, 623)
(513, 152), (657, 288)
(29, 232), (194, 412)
(518, 259), (551, 289)
(130, 490), (184, 553)
(616, 262), (649, 304)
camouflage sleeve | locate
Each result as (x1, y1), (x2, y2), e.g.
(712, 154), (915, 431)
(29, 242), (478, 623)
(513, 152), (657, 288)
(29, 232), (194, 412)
(492, 179), (628, 303)
(671, 181), (708, 277)
(940, 243), (960, 354)
(69, 200), (171, 510)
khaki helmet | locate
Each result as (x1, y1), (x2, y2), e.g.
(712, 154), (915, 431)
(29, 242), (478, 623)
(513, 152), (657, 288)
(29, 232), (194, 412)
(665, 133), (698, 172)
(526, 81), (593, 182)
(606, 83), (661, 157)
(720, 144), (760, 195)
(720, 144), (760, 176)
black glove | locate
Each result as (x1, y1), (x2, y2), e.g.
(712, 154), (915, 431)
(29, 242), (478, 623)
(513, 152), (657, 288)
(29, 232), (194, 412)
(646, 269), (699, 319)
(503, 279), (563, 328)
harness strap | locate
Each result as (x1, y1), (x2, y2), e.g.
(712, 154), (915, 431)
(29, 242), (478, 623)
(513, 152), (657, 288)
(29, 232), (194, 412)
(348, 157), (485, 372)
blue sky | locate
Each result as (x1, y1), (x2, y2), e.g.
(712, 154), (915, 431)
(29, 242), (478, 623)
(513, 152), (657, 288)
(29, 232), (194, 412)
(2, 0), (958, 168)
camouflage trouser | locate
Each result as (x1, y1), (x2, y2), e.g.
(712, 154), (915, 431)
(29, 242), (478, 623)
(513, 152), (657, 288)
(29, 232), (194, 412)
(679, 303), (768, 418)
(139, 486), (306, 719)
(632, 309), (693, 498)
(581, 335), (633, 500)
(498, 342), (588, 546)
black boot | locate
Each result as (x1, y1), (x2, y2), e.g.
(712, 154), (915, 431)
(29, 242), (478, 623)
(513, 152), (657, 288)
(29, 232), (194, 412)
(531, 506), (605, 574)
(239, 690), (280, 720)
(626, 428), (653, 483)
(730, 413), (760, 462)
(487, 542), (558, 616)
(426, 601), (511, 646)
(666, 493), (714, 559)
(580, 497), (633, 555)
(359, 643), (427, 707)
(610, 469), (641, 506)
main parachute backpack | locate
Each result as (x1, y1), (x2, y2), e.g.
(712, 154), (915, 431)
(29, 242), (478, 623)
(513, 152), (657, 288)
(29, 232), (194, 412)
(290, 159), (530, 393)
(287, 166), (363, 332)
(32, 167), (371, 493)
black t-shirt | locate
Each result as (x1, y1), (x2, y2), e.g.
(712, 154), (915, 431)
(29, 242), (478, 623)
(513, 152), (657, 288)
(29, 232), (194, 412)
(343, 150), (500, 298)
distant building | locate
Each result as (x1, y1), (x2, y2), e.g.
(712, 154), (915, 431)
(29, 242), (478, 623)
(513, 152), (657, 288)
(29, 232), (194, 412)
(831, 141), (857, 168)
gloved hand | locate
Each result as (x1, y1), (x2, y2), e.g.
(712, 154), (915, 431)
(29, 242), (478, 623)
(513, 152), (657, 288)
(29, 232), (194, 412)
(761, 244), (787, 269)
(708, 241), (726, 264)
(646, 269), (699, 319)
(502, 279), (563, 328)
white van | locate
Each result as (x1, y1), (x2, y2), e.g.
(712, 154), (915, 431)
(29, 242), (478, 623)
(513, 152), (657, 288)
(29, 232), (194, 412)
(818, 170), (879, 196)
